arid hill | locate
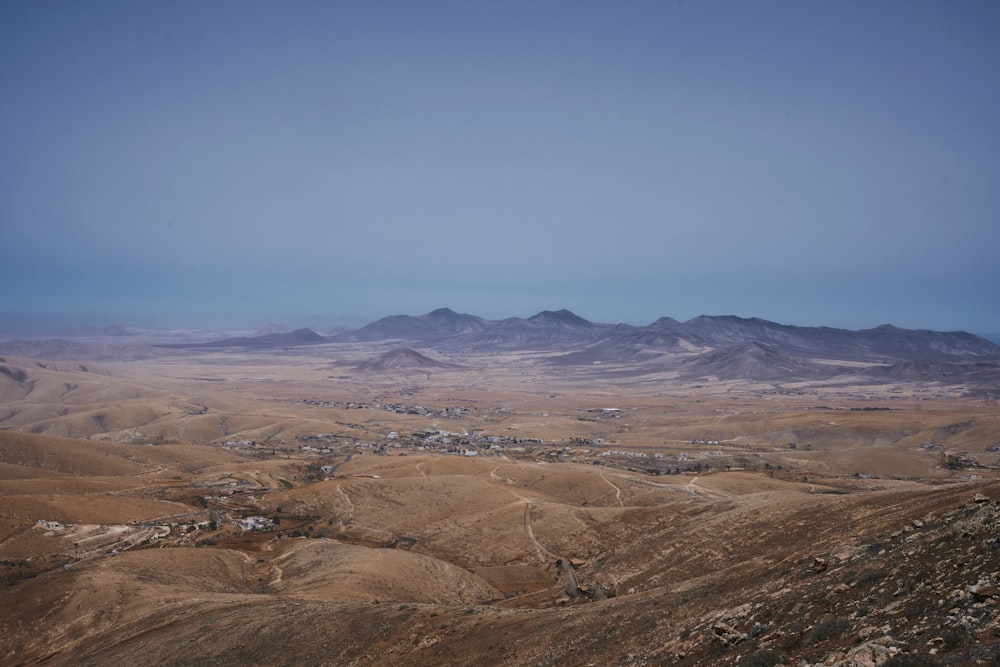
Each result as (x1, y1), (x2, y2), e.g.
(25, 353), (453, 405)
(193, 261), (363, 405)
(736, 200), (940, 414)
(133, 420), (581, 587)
(351, 347), (470, 372)
(2, 429), (998, 666)
(679, 341), (843, 381)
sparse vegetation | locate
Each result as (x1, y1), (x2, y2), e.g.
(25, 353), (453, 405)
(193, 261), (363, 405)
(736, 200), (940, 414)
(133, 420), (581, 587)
(803, 617), (850, 646)
(851, 568), (888, 587)
(738, 649), (785, 667)
(883, 654), (944, 667)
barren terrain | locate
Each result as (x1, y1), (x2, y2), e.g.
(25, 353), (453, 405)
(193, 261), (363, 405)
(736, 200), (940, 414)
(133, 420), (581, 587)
(1, 319), (999, 666)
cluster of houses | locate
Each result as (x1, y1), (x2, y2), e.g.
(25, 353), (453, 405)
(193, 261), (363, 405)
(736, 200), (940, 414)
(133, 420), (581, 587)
(300, 443), (337, 454)
(35, 519), (66, 534)
(234, 516), (274, 533)
(296, 398), (469, 419)
(221, 439), (256, 448)
(283, 427), (561, 472)
(600, 450), (665, 459)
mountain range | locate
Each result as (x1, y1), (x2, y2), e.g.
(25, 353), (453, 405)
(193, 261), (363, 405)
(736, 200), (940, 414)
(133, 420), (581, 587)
(332, 307), (606, 348)
(133, 308), (1000, 386)
(156, 307), (1000, 363)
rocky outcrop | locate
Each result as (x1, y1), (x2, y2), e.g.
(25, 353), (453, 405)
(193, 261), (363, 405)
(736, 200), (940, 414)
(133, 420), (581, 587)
(666, 491), (1000, 665)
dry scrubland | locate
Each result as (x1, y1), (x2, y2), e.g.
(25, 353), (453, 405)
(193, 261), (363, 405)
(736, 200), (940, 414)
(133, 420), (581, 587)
(1, 341), (999, 666)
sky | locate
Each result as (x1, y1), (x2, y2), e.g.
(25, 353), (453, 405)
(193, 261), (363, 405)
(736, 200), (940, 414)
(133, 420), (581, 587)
(2, 1), (999, 337)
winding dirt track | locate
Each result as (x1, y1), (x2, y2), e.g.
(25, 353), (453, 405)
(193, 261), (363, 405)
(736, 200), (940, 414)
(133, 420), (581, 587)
(600, 474), (624, 507)
(687, 476), (731, 499)
(522, 502), (556, 562)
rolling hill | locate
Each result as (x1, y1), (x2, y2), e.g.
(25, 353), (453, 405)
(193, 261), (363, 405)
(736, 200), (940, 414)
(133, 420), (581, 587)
(351, 347), (470, 372)
(678, 341), (841, 381)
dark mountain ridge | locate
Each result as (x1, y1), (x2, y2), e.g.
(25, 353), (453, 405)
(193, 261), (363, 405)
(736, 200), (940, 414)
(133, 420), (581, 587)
(588, 315), (1000, 364)
(527, 309), (595, 328)
(351, 347), (469, 372)
(458, 310), (611, 350)
(332, 308), (488, 343)
(548, 314), (1000, 371)
(146, 310), (1000, 374)
(670, 316), (982, 361)
(678, 341), (843, 381)
(332, 308), (611, 349)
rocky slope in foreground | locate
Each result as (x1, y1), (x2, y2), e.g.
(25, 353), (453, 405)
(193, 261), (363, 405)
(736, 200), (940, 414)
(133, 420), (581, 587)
(3, 472), (998, 666)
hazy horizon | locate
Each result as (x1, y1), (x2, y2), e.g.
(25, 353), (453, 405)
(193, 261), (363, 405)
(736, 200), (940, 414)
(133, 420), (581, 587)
(3, 2), (999, 339)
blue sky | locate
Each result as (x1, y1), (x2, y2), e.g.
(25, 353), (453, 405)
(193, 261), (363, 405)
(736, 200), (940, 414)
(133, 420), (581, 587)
(2, 1), (999, 336)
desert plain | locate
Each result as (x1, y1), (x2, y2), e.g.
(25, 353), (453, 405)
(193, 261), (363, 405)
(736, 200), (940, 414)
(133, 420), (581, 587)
(1, 313), (999, 666)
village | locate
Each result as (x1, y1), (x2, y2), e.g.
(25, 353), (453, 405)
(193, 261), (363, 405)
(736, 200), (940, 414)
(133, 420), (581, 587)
(24, 401), (994, 589)
(21, 424), (779, 573)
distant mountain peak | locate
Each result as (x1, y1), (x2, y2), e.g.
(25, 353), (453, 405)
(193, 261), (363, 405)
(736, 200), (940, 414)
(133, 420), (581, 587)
(680, 340), (833, 381)
(422, 307), (481, 325)
(287, 328), (324, 341)
(528, 309), (593, 327)
(687, 314), (762, 325)
(353, 347), (467, 372)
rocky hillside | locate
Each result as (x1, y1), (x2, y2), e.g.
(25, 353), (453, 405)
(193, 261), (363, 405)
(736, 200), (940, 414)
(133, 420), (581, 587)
(351, 347), (469, 372)
(678, 341), (841, 381)
(3, 441), (998, 666)
(671, 487), (1000, 666)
